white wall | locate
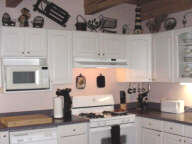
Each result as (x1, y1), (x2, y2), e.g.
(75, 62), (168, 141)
(0, 0), (136, 113)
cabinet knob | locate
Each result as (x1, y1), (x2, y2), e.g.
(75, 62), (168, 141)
(158, 134), (160, 137)
(98, 53), (100, 56)
(169, 127), (173, 130)
(27, 51), (30, 54)
(22, 51), (25, 54)
(102, 53), (105, 56)
(179, 139), (182, 142)
(73, 129), (76, 132)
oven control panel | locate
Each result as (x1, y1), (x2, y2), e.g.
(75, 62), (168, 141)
(89, 114), (135, 128)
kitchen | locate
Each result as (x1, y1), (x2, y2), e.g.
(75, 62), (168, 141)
(0, 0), (192, 144)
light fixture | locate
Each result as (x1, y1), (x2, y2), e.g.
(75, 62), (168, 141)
(180, 83), (192, 86)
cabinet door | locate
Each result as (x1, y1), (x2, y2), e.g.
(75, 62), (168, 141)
(100, 33), (126, 59)
(1, 27), (25, 57)
(163, 133), (184, 144)
(173, 27), (192, 82)
(60, 135), (87, 144)
(142, 128), (162, 144)
(48, 30), (72, 84)
(73, 31), (99, 58)
(126, 35), (152, 82)
(152, 31), (173, 82)
(25, 29), (47, 57)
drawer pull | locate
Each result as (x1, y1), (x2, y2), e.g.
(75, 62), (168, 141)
(169, 127), (173, 130)
(148, 123), (151, 126)
(73, 129), (76, 132)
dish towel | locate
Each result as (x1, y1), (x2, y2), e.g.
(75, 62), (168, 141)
(111, 125), (120, 144)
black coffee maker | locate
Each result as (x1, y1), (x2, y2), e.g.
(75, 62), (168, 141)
(56, 88), (72, 121)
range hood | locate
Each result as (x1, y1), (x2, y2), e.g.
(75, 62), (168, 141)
(73, 57), (128, 68)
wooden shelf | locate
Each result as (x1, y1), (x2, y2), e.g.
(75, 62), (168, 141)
(6, 0), (23, 8)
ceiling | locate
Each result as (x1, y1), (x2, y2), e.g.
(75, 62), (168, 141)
(84, 0), (192, 20)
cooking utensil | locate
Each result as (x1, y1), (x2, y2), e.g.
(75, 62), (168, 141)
(76, 74), (86, 89)
(97, 74), (105, 88)
(127, 83), (132, 94)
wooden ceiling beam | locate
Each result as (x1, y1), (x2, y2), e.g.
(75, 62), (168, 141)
(141, 0), (192, 20)
(6, 0), (23, 7)
(84, 0), (137, 15)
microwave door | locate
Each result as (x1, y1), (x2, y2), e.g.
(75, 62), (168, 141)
(5, 66), (44, 91)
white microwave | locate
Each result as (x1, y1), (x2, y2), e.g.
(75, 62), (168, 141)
(3, 58), (50, 91)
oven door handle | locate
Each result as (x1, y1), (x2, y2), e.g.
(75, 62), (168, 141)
(90, 126), (111, 133)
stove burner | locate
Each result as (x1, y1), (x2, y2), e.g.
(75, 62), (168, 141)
(79, 113), (104, 119)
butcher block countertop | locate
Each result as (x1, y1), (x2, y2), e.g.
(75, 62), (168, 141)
(128, 108), (192, 125)
(0, 110), (88, 131)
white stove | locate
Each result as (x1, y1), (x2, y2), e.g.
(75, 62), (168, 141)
(72, 94), (136, 144)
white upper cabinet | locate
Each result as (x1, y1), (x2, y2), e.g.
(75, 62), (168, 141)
(1, 27), (47, 57)
(73, 31), (99, 58)
(1, 27), (25, 57)
(116, 34), (152, 82)
(100, 33), (126, 59)
(173, 27), (192, 82)
(25, 29), (47, 57)
(48, 30), (72, 84)
(152, 31), (173, 82)
(73, 31), (126, 59)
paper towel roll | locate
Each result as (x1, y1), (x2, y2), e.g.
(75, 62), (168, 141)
(53, 96), (64, 119)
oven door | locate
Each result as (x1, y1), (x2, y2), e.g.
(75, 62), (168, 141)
(89, 123), (136, 144)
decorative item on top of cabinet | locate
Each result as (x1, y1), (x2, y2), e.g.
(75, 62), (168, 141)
(122, 24), (129, 34)
(96, 74), (105, 88)
(32, 16), (44, 28)
(87, 17), (102, 32)
(75, 15), (87, 31)
(2, 12), (15, 27)
(146, 14), (167, 33)
(33, 0), (70, 27)
(99, 15), (117, 33)
(182, 11), (192, 28)
(76, 74), (86, 89)
(134, 3), (143, 34)
(18, 8), (31, 27)
(164, 18), (177, 31)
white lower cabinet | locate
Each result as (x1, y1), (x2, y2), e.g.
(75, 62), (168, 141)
(57, 123), (88, 144)
(142, 128), (162, 144)
(163, 133), (184, 144)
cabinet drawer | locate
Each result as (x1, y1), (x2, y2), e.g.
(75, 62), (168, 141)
(163, 121), (184, 136)
(141, 118), (163, 131)
(184, 125), (192, 138)
(184, 137), (192, 144)
(58, 123), (87, 137)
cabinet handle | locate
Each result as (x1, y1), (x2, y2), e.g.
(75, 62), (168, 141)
(102, 53), (105, 56)
(98, 53), (100, 56)
(169, 127), (173, 130)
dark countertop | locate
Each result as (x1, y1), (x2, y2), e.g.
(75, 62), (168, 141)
(128, 108), (192, 126)
(0, 110), (89, 132)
